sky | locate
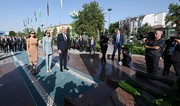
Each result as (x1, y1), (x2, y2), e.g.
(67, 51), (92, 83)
(0, 0), (179, 32)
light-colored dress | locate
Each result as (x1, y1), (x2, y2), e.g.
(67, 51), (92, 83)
(42, 36), (53, 54)
(27, 38), (38, 62)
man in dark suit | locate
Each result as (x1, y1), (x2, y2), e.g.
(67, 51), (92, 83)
(100, 34), (109, 63)
(57, 27), (71, 72)
(112, 29), (124, 64)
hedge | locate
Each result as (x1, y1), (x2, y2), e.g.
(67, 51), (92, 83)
(124, 43), (145, 55)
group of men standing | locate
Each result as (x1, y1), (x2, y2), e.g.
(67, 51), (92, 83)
(144, 31), (180, 76)
(0, 36), (26, 53)
(72, 35), (96, 54)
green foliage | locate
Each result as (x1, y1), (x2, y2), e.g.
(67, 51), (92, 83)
(118, 81), (141, 96)
(154, 99), (172, 106)
(124, 43), (145, 55)
(137, 23), (153, 39)
(66, 27), (71, 36)
(9, 31), (16, 36)
(52, 27), (57, 37)
(23, 28), (30, 35)
(75, 1), (105, 39)
(166, 3), (180, 32)
(36, 27), (42, 40)
(52, 27), (58, 45)
(17, 31), (24, 37)
(70, 22), (76, 37)
(122, 23), (131, 36)
(95, 43), (100, 52)
(109, 22), (119, 35)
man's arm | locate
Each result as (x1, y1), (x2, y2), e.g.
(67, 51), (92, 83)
(145, 45), (160, 50)
(112, 36), (115, 45)
(57, 34), (60, 50)
(122, 34), (124, 47)
(57, 34), (62, 54)
(175, 39), (180, 44)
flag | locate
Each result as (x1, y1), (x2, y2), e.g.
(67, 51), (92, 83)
(31, 18), (32, 23)
(23, 20), (25, 27)
(47, 2), (49, 16)
(34, 11), (37, 21)
(60, 0), (63, 9)
(23, 20), (27, 27)
(39, 8), (42, 18)
(27, 17), (29, 24)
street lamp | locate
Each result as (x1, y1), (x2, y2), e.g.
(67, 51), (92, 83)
(108, 8), (112, 36)
(70, 10), (78, 39)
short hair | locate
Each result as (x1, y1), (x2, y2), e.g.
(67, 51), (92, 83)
(116, 29), (121, 32)
(155, 30), (163, 35)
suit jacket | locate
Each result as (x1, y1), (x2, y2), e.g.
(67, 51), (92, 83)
(43, 36), (53, 54)
(112, 34), (124, 46)
(57, 33), (70, 51)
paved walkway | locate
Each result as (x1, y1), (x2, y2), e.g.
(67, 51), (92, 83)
(0, 46), (176, 106)
(0, 52), (35, 106)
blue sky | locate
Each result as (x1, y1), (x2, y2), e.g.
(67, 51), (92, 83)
(0, 0), (179, 32)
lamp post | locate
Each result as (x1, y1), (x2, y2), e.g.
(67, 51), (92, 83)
(108, 8), (112, 37)
(165, 22), (176, 40)
(70, 11), (78, 39)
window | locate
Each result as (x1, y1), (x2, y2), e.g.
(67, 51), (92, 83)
(138, 21), (141, 27)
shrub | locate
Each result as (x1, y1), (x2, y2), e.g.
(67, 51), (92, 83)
(95, 43), (101, 52)
(124, 43), (145, 55)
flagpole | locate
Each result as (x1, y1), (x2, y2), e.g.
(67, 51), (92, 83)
(59, 0), (63, 33)
(46, 1), (49, 32)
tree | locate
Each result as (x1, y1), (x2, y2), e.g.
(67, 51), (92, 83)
(165, 3), (180, 32)
(70, 22), (75, 36)
(52, 27), (57, 37)
(36, 27), (42, 40)
(109, 22), (119, 36)
(66, 27), (71, 36)
(9, 31), (16, 36)
(17, 31), (25, 37)
(23, 28), (33, 37)
(137, 23), (153, 39)
(122, 23), (131, 36)
(75, 1), (105, 40)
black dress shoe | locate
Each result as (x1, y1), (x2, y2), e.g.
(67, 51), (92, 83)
(64, 67), (69, 70)
(60, 68), (63, 72)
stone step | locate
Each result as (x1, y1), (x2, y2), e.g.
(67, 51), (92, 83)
(127, 75), (173, 98)
(66, 82), (115, 106)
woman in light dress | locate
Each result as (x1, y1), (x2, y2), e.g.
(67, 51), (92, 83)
(42, 30), (53, 72)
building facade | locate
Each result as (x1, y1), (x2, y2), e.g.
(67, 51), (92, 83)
(44, 24), (72, 36)
(119, 12), (167, 35)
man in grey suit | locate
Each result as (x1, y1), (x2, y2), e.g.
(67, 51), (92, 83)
(57, 27), (71, 72)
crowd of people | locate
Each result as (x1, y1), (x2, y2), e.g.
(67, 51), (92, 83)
(0, 36), (27, 53)
(71, 35), (96, 54)
(0, 27), (180, 77)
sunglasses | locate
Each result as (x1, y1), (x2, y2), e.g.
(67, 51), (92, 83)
(46, 33), (50, 34)
(31, 33), (35, 34)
